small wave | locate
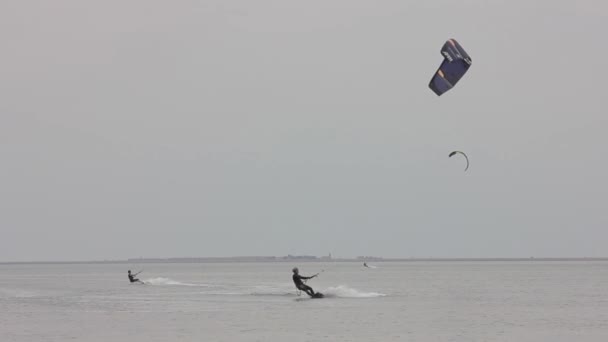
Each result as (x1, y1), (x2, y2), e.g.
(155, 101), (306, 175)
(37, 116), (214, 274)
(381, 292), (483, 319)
(203, 291), (245, 296)
(0, 288), (40, 298)
(322, 285), (386, 298)
(201, 284), (297, 297)
(249, 284), (296, 297)
(251, 292), (297, 297)
(143, 277), (204, 287)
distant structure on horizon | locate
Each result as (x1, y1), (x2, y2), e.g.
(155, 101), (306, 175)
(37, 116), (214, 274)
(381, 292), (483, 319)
(127, 254), (339, 263)
(284, 254), (317, 260)
(357, 256), (384, 261)
(320, 253), (332, 261)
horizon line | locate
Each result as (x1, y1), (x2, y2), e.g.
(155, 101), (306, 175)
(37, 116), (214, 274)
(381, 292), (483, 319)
(2, 256), (608, 265)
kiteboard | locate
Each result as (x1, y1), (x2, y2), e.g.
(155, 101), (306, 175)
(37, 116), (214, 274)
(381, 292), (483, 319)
(310, 292), (324, 299)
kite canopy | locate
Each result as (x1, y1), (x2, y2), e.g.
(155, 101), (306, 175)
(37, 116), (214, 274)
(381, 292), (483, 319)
(449, 151), (469, 171)
(429, 39), (472, 96)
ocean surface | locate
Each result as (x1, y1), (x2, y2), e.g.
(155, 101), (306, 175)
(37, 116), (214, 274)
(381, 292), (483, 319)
(1, 261), (607, 341)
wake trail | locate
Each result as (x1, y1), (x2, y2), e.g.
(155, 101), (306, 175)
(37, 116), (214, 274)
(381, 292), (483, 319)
(143, 277), (207, 287)
(322, 285), (386, 298)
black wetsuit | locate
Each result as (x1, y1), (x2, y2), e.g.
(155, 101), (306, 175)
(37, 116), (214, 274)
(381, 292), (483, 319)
(292, 273), (315, 296)
(128, 273), (141, 283)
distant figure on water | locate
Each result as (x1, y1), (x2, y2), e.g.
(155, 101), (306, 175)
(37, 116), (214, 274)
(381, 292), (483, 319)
(363, 262), (369, 268)
(292, 267), (317, 297)
(128, 270), (144, 284)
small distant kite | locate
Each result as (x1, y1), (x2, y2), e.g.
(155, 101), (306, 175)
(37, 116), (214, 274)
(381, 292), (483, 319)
(429, 39), (472, 96)
(449, 151), (469, 171)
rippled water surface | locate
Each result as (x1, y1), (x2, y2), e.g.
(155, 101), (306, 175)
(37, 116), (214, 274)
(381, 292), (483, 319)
(1, 261), (608, 341)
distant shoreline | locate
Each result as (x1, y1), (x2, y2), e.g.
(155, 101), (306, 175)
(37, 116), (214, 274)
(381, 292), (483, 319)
(2, 257), (608, 265)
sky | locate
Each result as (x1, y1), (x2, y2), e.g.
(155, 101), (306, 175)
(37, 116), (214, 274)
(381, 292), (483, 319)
(1, 0), (607, 261)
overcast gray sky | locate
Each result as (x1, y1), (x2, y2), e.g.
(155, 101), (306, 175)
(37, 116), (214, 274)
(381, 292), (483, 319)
(1, 0), (607, 261)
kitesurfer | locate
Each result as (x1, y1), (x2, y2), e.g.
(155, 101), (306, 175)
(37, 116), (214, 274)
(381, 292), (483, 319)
(292, 267), (317, 297)
(128, 270), (143, 284)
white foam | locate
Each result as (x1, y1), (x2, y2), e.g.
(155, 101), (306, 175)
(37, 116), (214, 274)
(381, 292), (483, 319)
(322, 285), (386, 298)
(143, 277), (202, 287)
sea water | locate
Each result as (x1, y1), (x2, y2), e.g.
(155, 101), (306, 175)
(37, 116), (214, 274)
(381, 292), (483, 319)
(1, 261), (607, 341)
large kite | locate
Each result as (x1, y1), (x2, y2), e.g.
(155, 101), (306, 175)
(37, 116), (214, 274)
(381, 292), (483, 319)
(429, 39), (472, 96)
